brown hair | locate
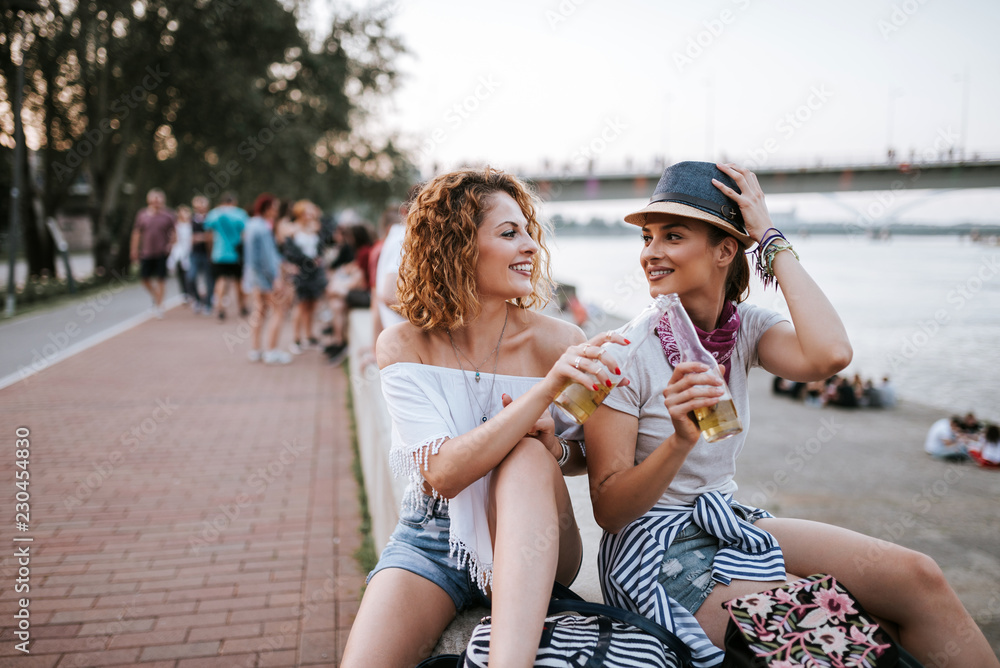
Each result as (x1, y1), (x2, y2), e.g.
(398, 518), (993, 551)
(706, 224), (750, 303)
(396, 167), (553, 331)
(253, 192), (278, 217)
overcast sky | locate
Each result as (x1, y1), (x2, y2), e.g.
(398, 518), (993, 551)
(311, 0), (1000, 223)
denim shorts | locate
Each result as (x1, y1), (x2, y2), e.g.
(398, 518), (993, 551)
(367, 492), (490, 612)
(657, 506), (767, 614)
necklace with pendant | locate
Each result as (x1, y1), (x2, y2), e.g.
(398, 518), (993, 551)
(448, 306), (508, 383)
(448, 306), (509, 422)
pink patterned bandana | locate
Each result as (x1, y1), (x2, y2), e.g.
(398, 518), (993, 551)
(657, 300), (740, 384)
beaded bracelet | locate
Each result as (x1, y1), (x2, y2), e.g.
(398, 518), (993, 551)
(751, 227), (799, 288)
(763, 239), (799, 277)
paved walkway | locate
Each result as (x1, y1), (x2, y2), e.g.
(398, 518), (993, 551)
(0, 281), (182, 388)
(0, 304), (365, 666)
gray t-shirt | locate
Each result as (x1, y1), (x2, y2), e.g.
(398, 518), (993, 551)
(602, 302), (785, 506)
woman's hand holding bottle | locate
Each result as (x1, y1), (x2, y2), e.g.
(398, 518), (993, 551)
(662, 362), (726, 450)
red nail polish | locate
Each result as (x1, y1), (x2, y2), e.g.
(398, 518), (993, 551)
(615, 367), (621, 375)
(605, 379), (613, 388)
(624, 338), (631, 344)
(592, 384), (599, 391)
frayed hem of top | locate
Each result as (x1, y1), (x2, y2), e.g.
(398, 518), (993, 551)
(450, 534), (493, 594)
(390, 434), (451, 479)
(391, 435), (451, 510)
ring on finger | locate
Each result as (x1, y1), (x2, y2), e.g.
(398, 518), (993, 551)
(573, 356), (582, 370)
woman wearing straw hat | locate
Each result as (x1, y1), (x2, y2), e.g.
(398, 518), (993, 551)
(342, 167), (627, 667)
(585, 161), (998, 666)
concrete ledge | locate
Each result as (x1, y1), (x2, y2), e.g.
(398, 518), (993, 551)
(347, 309), (605, 653)
(346, 309), (408, 552)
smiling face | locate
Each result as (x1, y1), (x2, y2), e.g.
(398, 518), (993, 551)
(640, 216), (729, 302)
(475, 192), (538, 301)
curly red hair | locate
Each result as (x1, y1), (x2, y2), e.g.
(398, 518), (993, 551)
(396, 167), (553, 331)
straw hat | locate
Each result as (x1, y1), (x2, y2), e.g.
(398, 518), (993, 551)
(624, 161), (752, 245)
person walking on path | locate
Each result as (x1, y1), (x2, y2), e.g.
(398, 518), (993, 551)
(341, 167), (625, 667)
(584, 161), (999, 666)
(187, 194), (214, 314)
(167, 204), (194, 304)
(204, 191), (248, 322)
(129, 187), (176, 318)
(242, 193), (292, 365)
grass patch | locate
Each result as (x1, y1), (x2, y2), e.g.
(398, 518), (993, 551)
(344, 364), (378, 583)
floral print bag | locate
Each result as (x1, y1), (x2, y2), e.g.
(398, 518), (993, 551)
(720, 574), (921, 667)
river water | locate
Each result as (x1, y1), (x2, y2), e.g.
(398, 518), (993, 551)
(550, 233), (1000, 422)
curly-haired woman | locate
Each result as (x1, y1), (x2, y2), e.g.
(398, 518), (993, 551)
(341, 168), (627, 667)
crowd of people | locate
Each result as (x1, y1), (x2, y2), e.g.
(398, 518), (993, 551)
(772, 372), (897, 408)
(129, 187), (408, 366)
(925, 412), (1000, 468)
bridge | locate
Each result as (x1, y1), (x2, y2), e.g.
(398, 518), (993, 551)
(524, 157), (1000, 203)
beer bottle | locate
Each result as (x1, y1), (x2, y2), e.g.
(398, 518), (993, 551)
(663, 293), (742, 442)
(554, 295), (671, 424)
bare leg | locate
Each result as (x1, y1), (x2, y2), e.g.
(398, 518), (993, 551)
(152, 278), (166, 308)
(265, 292), (289, 351)
(291, 300), (304, 342)
(236, 281), (246, 315)
(302, 299), (316, 342)
(487, 438), (582, 668)
(751, 518), (999, 667)
(329, 294), (347, 345)
(213, 277), (229, 317)
(341, 568), (457, 668)
(141, 278), (155, 305)
(249, 289), (268, 351)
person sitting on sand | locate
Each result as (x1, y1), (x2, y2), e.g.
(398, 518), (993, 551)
(970, 424), (1000, 468)
(925, 416), (971, 463)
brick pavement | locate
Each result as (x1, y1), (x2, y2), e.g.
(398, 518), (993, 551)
(0, 305), (365, 667)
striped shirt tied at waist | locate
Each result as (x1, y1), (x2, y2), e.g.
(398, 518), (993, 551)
(599, 490), (787, 667)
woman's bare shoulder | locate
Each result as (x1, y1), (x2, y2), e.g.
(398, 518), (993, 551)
(521, 310), (586, 364)
(376, 321), (426, 368)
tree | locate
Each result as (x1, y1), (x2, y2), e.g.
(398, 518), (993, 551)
(0, 0), (416, 280)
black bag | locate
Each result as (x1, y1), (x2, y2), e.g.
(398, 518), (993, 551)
(721, 574), (923, 667)
(346, 288), (371, 309)
(418, 583), (692, 668)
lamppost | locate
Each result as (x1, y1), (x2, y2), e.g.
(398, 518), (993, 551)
(955, 67), (970, 161)
(3, 0), (42, 318)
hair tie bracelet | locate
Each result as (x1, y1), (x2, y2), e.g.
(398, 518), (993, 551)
(759, 227), (782, 246)
(557, 438), (573, 467)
